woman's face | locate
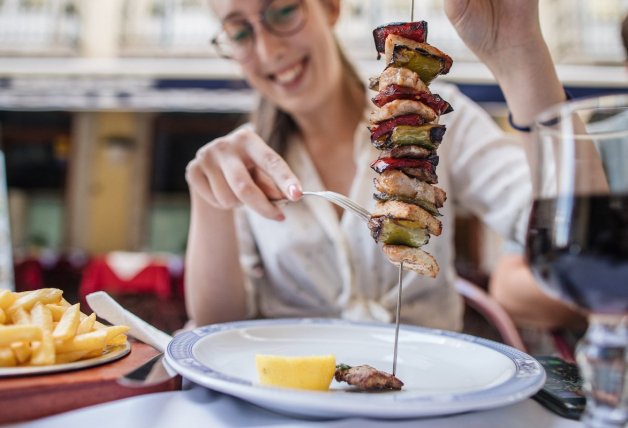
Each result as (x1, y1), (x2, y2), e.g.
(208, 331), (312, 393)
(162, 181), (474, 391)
(210, 0), (343, 115)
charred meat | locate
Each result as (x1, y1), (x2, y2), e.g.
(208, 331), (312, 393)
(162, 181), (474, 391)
(335, 364), (404, 391)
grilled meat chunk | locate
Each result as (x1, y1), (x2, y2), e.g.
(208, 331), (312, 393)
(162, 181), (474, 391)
(375, 170), (446, 208)
(380, 145), (432, 159)
(369, 66), (430, 93)
(370, 157), (438, 185)
(335, 364), (404, 391)
(383, 244), (440, 277)
(373, 21), (428, 58)
(372, 84), (452, 115)
(370, 99), (437, 124)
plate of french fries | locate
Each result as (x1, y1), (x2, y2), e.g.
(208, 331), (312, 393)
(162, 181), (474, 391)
(0, 288), (130, 376)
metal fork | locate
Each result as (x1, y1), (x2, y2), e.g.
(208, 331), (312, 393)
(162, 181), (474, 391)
(301, 191), (371, 223)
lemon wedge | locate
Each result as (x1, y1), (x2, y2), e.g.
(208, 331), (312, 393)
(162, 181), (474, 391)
(255, 354), (336, 391)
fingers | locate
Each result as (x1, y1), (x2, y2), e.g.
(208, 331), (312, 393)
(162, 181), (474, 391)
(185, 128), (300, 220)
(185, 158), (217, 207)
(239, 134), (302, 201)
(251, 168), (284, 201)
(221, 153), (285, 219)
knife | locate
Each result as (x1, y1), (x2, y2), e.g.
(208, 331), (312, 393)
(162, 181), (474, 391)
(85, 291), (178, 386)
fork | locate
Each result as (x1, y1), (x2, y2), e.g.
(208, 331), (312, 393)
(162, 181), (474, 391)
(301, 191), (371, 223)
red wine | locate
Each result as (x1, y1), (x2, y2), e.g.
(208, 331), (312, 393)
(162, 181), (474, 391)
(526, 194), (628, 314)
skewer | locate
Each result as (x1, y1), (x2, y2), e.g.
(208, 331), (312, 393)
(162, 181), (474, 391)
(392, 260), (403, 376)
(392, 0), (415, 378)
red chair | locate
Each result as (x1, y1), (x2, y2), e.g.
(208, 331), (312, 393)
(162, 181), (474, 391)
(78, 256), (172, 304)
(14, 258), (44, 292)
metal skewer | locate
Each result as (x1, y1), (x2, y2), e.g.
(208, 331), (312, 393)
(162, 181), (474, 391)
(392, 0), (415, 378)
(392, 261), (403, 376)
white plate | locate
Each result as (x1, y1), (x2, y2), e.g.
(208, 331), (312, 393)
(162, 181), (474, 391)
(166, 319), (545, 419)
(0, 342), (131, 377)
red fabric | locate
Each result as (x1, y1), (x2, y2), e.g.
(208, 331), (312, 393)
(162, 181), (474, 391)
(79, 258), (172, 301)
(14, 258), (44, 292)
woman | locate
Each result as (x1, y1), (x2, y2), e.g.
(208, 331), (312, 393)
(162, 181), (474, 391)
(185, 0), (570, 330)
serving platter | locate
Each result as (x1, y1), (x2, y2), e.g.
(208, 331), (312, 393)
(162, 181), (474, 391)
(166, 318), (545, 419)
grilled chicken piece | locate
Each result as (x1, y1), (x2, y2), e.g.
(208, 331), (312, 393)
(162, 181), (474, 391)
(370, 66), (429, 93)
(375, 170), (446, 207)
(335, 364), (404, 391)
(383, 244), (440, 277)
(370, 99), (437, 124)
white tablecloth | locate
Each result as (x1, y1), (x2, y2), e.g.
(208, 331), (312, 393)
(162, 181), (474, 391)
(6, 384), (583, 428)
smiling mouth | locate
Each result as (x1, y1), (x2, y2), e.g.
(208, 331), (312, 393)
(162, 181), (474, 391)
(270, 57), (308, 86)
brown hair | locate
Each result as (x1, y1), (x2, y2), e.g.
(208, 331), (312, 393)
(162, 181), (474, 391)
(622, 14), (628, 59)
(251, 39), (364, 156)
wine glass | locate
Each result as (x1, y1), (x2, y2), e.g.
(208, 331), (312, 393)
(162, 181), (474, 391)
(526, 93), (628, 427)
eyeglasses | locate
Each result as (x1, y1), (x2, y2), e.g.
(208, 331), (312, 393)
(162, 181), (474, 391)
(211, 0), (307, 61)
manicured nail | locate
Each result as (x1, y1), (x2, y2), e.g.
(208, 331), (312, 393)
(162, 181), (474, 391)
(276, 213), (286, 221)
(287, 184), (300, 201)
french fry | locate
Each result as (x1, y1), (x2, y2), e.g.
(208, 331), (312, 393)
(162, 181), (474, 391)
(31, 303), (53, 332)
(0, 288), (128, 367)
(77, 313), (96, 335)
(10, 341), (31, 364)
(83, 348), (105, 359)
(0, 290), (16, 309)
(0, 325), (42, 347)
(46, 304), (67, 322)
(54, 329), (108, 353)
(107, 334), (128, 347)
(0, 347), (17, 367)
(31, 330), (55, 365)
(8, 288), (63, 313)
(55, 350), (89, 364)
(11, 307), (31, 325)
(52, 303), (80, 341)
(102, 325), (130, 342)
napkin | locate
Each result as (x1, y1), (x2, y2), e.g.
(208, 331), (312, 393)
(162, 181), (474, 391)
(86, 291), (172, 353)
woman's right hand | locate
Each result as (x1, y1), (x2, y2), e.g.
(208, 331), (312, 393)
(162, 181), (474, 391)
(185, 127), (302, 220)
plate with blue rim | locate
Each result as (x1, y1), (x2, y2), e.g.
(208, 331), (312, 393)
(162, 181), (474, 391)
(166, 318), (545, 419)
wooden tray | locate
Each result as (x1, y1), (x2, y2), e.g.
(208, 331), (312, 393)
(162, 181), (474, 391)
(0, 341), (181, 424)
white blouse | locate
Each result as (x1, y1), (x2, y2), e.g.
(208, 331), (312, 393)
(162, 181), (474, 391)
(235, 83), (531, 331)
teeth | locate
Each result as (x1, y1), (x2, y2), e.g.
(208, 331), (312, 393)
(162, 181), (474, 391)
(274, 62), (303, 84)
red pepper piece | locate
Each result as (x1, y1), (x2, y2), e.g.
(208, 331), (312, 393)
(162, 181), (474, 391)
(370, 114), (425, 142)
(370, 157), (436, 174)
(373, 21), (428, 57)
(371, 84), (453, 115)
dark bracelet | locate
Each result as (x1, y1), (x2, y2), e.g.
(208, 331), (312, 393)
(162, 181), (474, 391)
(508, 90), (573, 132)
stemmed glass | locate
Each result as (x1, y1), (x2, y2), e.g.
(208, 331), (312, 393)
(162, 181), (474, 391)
(526, 94), (628, 427)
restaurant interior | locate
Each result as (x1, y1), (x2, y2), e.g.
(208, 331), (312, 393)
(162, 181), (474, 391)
(0, 0), (627, 426)
(0, 0), (628, 337)
(0, 0), (625, 339)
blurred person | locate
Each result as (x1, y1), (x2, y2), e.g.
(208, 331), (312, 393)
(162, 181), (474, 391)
(490, 13), (628, 340)
(184, 0), (570, 330)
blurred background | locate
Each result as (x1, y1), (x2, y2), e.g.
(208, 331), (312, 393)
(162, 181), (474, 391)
(0, 0), (626, 332)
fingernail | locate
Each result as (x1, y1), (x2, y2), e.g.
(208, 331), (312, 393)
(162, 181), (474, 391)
(276, 213), (286, 221)
(287, 184), (300, 201)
